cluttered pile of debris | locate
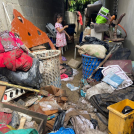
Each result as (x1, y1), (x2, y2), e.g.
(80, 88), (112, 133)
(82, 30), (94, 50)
(0, 1), (134, 134)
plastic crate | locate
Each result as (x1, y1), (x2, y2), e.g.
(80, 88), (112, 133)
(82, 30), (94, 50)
(82, 54), (103, 81)
(107, 99), (134, 134)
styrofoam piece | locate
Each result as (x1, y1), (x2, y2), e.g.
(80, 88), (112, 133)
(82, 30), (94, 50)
(2, 88), (25, 102)
(102, 65), (133, 90)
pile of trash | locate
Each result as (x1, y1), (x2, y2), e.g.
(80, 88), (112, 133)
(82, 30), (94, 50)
(1, 1), (134, 134)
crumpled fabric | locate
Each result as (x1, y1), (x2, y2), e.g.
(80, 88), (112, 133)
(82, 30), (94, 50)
(0, 123), (11, 134)
(64, 108), (93, 134)
(0, 112), (12, 125)
(0, 48), (33, 71)
(61, 74), (68, 79)
(50, 127), (75, 134)
(0, 31), (26, 53)
(70, 115), (94, 134)
(77, 11), (83, 25)
(60, 64), (73, 77)
(86, 82), (114, 100)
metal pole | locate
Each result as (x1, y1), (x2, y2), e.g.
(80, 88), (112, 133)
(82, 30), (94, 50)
(66, 0), (68, 11)
(2, 2), (11, 24)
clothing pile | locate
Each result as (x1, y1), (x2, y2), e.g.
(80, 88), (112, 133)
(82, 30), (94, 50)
(60, 63), (79, 81)
(0, 31), (42, 88)
(0, 31), (33, 71)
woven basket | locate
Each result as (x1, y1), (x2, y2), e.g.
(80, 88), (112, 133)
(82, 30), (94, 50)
(33, 50), (61, 88)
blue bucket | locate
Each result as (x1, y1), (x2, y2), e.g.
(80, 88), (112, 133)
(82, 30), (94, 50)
(82, 54), (103, 81)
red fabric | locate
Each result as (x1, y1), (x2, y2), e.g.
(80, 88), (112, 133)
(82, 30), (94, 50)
(61, 74), (68, 79)
(0, 43), (4, 53)
(0, 48), (33, 71)
(78, 11), (83, 25)
(0, 123), (11, 133)
(0, 112), (12, 125)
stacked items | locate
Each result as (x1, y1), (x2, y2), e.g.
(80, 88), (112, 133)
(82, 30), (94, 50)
(0, 105), (39, 134)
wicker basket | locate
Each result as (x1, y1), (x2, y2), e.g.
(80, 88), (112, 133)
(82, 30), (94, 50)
(33, 50), (61, 88)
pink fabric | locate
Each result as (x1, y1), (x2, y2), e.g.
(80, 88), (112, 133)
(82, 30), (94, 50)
(61, 74), (68, 79)
(55, 23), (67, 47)
(78, 11), (83, 25)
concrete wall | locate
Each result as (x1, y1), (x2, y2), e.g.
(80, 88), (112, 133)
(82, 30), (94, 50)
(0, 0), (64, 32)
(117, 0), (134, 60)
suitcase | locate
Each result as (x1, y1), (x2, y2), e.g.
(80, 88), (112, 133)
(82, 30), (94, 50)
(46, 23), (57, 37)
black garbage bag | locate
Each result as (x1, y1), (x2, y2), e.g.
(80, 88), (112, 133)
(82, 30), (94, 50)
(53, 110), (66, 131)
(0, 58), (42, 89)
(109, 48), (131, 60)
(80, 36), (109, 52)
(0, 74), (9, 82)
(89, 87), (134, 118)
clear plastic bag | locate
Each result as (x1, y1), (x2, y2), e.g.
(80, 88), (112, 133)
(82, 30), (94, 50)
(39, 100), (61, 111)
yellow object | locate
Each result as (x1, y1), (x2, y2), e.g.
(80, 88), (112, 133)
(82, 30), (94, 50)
(107, 99), (134, 134)
(7, 125), (16, 130)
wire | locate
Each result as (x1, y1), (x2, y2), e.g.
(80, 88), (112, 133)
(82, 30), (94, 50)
(118, 24), (127, 38)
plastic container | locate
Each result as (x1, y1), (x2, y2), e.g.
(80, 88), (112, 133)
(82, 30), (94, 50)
(82, 54), (103, 81)
(107, 99), (134, 134)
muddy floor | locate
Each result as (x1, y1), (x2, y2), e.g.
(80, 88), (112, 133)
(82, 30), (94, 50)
(61, 37), (82, 103)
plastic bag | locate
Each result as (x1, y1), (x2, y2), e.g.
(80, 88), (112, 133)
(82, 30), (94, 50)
(53, 111), (66, 131)
(78, 45), (107, 59)
(86, 82), (114, 100)
(0, 58), (42, 88)
(80, 36), (109, 52)
(39, 100), (61, 111)
(109, 48), (131, 60)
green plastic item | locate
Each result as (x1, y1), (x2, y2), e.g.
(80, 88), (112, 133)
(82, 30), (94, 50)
(96, 6), (109, 24)
(5, 128), (38, 134)
(99, 7), (109, 16)
(96, 15), (108, 24)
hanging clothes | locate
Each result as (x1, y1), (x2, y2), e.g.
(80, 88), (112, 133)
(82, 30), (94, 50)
(77, 11), (83, 25)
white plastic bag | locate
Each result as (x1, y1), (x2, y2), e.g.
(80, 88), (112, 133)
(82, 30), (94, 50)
(39, 100), (61, 111)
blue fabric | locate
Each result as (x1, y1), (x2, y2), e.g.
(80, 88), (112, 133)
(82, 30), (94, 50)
(79, 32), (83, 43)
(49, 127), (75, 134)
(102, 72), (124, 88)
